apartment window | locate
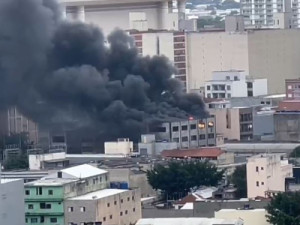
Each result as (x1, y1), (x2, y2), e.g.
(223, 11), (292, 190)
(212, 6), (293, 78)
(256, 166), (259, 172)
(207, 85), (211, 90)
(114, 200), (117, 205)
(48, 190), (53, 195)
(182, 136), (188, 142)
(127, 197), (130, 201)
(207, 94), (211, 98)
(227, 94), (231, 98)
(85, 181), (89, 186)
(25, 190), (30, 195)
(121, 199), (123, 203)
(120, 212), (123, 216)
(247, 82), (253, 88)
(41, 216), (45, 223)
(208, 133), (215, 139)
(226, 76), (230, 80)
(107, 203), (110, 207)
(125, 210), (128, 215)
(133, 208), (136, 212)
(208, 121), (214, 127)
(80, 207), (86, 212)
(198, 122), (205, 129)
(132, 196), (135, 201)
(261, 167), (264, 170)
(36, 187), (43, 195)
(261, 182), (264, 185)
(28, 204), (34, 209)
(256, 181), (259, 187)
(68, 207), (73, 212)
(40, 203), (51, 209)
(173, 138), (179, 142)
(26, 218), (28, 223)
(191, 135), (197, 141)
(103, 217), (106, 222)
(172, 126), (179, 132)
(234, 76), (238, 81)
(50, 218), (57, 223)
(199, 134), (206, 140)
(190, 124), (196, 130)
(182, 125), (188, 130)
(227, 85), (231, 90)
(31, 218), (38, 223)
(248, 90), (253, 97)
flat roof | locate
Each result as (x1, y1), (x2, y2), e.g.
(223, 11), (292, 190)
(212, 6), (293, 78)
(61, 164), (107, 178)
(0, 178), (21, 184)
(136, 218), (241, 225)
(25, 178), (76, 186)
(68, 189), (127, 200)
(217, 208), (266, 212)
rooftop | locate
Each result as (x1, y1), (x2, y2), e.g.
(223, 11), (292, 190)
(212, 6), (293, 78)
(161, 148), (224, 158)
(136, 218), (242, 225)
(68, 189), (127, 200)
(277, 100), (300, 111)
(61, 164), (107, 178)
(0, 178), (21, 184)
(25, 178), (76, 186)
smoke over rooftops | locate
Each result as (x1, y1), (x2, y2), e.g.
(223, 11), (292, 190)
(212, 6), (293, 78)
(0, 0), (207, 142)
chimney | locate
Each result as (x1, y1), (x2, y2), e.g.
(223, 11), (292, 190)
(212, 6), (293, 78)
(57, 171), (62, 178)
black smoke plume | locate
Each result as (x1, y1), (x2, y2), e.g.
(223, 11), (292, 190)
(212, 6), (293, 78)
(0, 0), (207, 145)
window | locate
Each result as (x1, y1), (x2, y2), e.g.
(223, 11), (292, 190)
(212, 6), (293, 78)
(261, 167), (264, 170)
(208, 133), (215, 139)
(256, 166), (259, 172)
(261, 182), (264, 185)
(247, 82), (253, 88)
(226, 76), (230, 80)
(95, 223), (101, 225)
(182, 125), (188, 130)
(172, 126), (179, 132)
(132, 196), (135, 200)
(31, 218), (38, 223)
(191, 135), (197, 141)
(40, 203), (51, 209)
(80, 207), (86, 212)
(173, 137), (179, 142)
(199, 134), (206, 140)
(121, 199), (123, 203)
(107, 203), (110, 207)
(182, 136), (188, 142)
(248, 90), (253, 97)
(48, 190), (53, 195)
(68, 207), (73, 212)
(25, 190), (30, 195)
(133, 208), (136, 212)
(190, 124), (196, 130)
(198, 122), (205, 129)
(207, 85), (211, 90)
(110, 215), (113, 219)
(234, 76), (238, 81)
(227, 94), (231, 98)
(120, 212), (123, 216)
(114, 201), (117, 205)
(256, 181), (259, 187)
(28, 204), (34, 209)
(41, 216), (45, 223)
(207, 94), (211, 98)
(39, 187), (42, 195)
(125, 210), (128, 215)
(80, 223), (85, 225)
(50, 218), (57, 223)
(208, 121), (214, 127)
(227, 85), (231, 90)
(103, 217), (106, 222)
(127, 197), (130, 201)
(288, 85), (292, 90)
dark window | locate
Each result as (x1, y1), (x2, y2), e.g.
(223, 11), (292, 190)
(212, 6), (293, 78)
(121, 199), (123, 203)
(107, 203), (110, 207)
(182, 125), (188, 130)
(40, 203), (46, 209)
(182, 136), (188, 142)
(132, 196), (135, 200)
(173, 138), (179, 142)
(114, 201), (117, 205)
(125, 210), (128, 215)
(95, 222), (101, 225)
(133, 208), (136, 212)
(247, 82), (253, 88)
(256, 166), (259, 172)
(208, 133), (215, 139)
(227, 85), (231, 90)
(190, 124), (196, 129)
(261, 182), (264, 185)
(120, 212), (123, 216)
(248, 90), (253, 97)
(50, 218), (57, 223)
(48, 190), (53, 195)
(256, 181), (259, 187)
(31, 218), (38, 223)
(234, 76), (238, 81)
(172, 126), (179, 132)
(261, 167), (264, 170)
(199, 134), (206, 140)
(26, 218), (28, 223)
(41, 216), (45, 223)
(127, 197), (130, 201)
(191, 135), (197, 141)
(110, 215), (113, 219)
(38, 187), (42, 195)
(28, 204), (34, 209)
(103, 217), (106, 222)
(207, 85), (211, 90)
(25, 190), (30, 195)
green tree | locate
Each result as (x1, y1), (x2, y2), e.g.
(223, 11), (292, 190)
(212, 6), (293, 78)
(290, 146), (300, 158)
(230, 165), (247, 198)
(147, 161), (224, 200)
(3, 153), (29, 170)
(266, 192), (300, 225)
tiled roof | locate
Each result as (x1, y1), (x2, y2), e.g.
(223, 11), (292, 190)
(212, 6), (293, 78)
(161, 148), (224, 158)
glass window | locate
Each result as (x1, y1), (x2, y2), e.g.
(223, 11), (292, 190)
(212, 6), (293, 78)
(199, 134), (206, 140)
(125, 210), (128, 215)
(227, 85), (231, 90)
(182, 136), (188, 142)
(114, 201), (117, 205)
(110, 215), (113, 219)
(207, 85), (211, 90)
(80, 207), (86, 212)
(133, 208), (136, 212)
(107, 203), (110, 207)
(127, 197), (130, 201)
(103, 217), (106, 222)
(120, 212), (123, 216)
(48, 190), (53, 195)
(31, 218), (38, 223)
(256, 181), (259, 187)
(191, 135), (197, 141)
(208, 133), (215, 139)
(181, 125), (188, 130)
(28, 204), (34, 209)
(190, 124), (196, 129)
(25, 190), (30, 195)
(172, 126), (179, 132)
(68, 207), (73, 212)
(256, 166), (259, 172)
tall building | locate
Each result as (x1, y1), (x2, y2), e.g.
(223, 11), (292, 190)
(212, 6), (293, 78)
(285, 78), (300, 99)
(246, 154), (292, 199)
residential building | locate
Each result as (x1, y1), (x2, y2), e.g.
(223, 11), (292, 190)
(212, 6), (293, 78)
(274, 100), (300, 141)
(161, 147), (235, 165)
(209, 107), (253, 141)
(215, 209), (270, 225)
(246, 154), (293, 199)
(205, 70), (268, 99)
(104, 138), (134, 155)
(138, 134), (178, 156)
(65, 188), (141, 225)
(136, 218), (244, 225)
(0, 178), (25, 225)
(285, 78), (300, 99)
(0, 107), (39, 144)
(151, 117), (216, 148)
(59, 0), (187, 35)
(29, 152), (69, 170)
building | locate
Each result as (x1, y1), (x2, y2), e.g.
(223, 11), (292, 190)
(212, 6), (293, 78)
(0, 178), (25, 225)
(25, 164), (110, 225)
(161, 147), (235, 165)
(209, 107), (253, 141)
(253, 106), (275, 141)
(151, 117), (216, 148)
(246, 154), (293, 199)
(285, 78), (300, 99)
(138, 134), (178, 156)
(65, 188), (141, 225)
(29, 152), (69, 170)
(59, 0), (188, 35)
(205, 70), (268, 99)
(274, 100), (300, 141)
(104, 138), (134, 155)
(215, 209), (270, 225)
(0, 107), (39, 144)
(136, 218), (244, 225)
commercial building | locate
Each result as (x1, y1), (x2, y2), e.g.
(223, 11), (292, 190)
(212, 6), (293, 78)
(205, 70), (268, 99)
(215, 209), (270, 225)
(104, 138), (134, 155)
(246, 154), (293, 199)
(209, 107), (253, 141)
(285, 78), (300, 99)
(151, 117), (216, 148)
(0, 178), (25, 225)
(136, 218), (244, 225)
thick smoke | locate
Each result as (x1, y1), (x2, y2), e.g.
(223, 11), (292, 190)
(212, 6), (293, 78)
(0, 0), (207, 143)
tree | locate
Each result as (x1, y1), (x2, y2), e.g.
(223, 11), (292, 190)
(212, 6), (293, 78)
(230, 165), (247, 198)
(290, 146), (300, 158)
(266, 192), (300, 225)
(3, 153), (29, 170)
(147, 161), (224, 200)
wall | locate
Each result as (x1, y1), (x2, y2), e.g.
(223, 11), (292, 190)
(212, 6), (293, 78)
(29, 152), (66, 170)
(231, 81), (248, 97)
(252, 79), (268, 96)
(253, 113), (274, 139)
(274, 113), (300, 141)
(217, 152), (235, 165)
(104, 140), (133, 155)
(215, 209), (270, 225)
(0, 179), (25, 225)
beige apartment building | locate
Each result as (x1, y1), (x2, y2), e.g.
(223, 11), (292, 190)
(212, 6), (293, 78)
(246, 154), (293, 199)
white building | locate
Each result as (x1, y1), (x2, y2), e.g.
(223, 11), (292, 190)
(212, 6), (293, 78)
(205, 70), (268, 99)
(246, 154), (293, 199)
(215, 209), (270, 225)
(104, 138), (134, 155)
(59, 0), (187, 35)
(136, 218), (244, 225)
(0, 178), (25, 225)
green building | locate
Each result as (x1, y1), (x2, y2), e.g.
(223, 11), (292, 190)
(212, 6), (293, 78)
(25, 164), (109, 225)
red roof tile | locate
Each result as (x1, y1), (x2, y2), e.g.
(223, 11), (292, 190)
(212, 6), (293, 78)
(161, 147), (224, 158)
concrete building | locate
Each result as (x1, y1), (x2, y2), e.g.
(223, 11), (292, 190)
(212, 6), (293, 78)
(104, 138), (134, 155)
(65, 188), (141, 225)
(205, 70), (268, 99)
(136, 218), (244, 225)
(209, 107), (253, 141)
(59, 0), (188, 35)
(0, 178), (25, 225)
(215, 209), (270, 225)
(151, 117), (216, 148)
(29, 152), (69, 170)
(285, 78), (300, 99)
(253, 106), (275, 141)
(246, 154), (293, 199)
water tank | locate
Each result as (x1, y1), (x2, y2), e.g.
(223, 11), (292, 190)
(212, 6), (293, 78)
(120, 182), (129, 190)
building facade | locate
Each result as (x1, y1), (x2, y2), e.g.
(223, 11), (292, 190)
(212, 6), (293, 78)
(152, 117), (216, 148)
(286, 78), (300, 99)
(205, 70), (268, 99)
(246, 154), (293, 199)
(104, 138), (134, 155)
